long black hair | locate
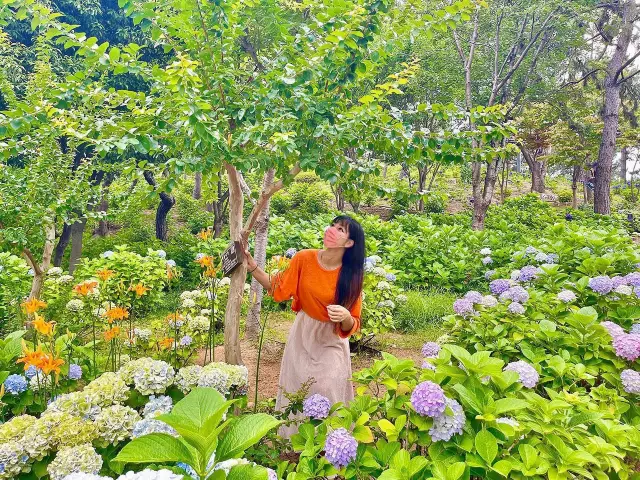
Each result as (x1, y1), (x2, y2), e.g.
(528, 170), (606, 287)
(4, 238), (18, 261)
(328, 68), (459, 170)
(332, 215), (365, 309)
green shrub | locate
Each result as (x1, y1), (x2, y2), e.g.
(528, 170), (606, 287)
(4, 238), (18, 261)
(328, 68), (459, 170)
(271, 182), (332, 217)
(393, 289), (455, 332)
(557, 189), (573, 203)
(421, 192), (447, 214)
(175, 190), (214, 234)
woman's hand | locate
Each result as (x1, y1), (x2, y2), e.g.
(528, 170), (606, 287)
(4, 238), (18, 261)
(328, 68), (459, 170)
(327, 304), (352, 323)
(243, 242), (258, 271)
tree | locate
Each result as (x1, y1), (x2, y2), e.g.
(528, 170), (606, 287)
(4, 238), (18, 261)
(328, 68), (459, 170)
(592, 0), (639, 214)
(516, 104), (553, 193)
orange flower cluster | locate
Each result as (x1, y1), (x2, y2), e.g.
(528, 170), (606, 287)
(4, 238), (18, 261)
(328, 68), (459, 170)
(32, 314), (55, 336)
(96, 269), (115, 281)
(17, 345), (64, 375)
(159, 337), (175, 349)
(167, 265), (176, 280)
(73, 280), (99, 296)
(21, 298), (47, 315)
(195, 255), (214, 268)
(103, 306), (129, 323)
(129, 283), (150, 297)
(104, 326), (121, 341)
(197, 229), (212, 241)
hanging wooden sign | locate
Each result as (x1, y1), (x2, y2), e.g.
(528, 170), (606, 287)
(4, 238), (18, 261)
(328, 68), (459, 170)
(222, 241), (243, 275)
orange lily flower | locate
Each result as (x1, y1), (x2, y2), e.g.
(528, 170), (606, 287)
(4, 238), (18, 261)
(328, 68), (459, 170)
(159, 337), (175, 349)
(17, 344), (46, 371)
(167, 266), (175, 280)
(96, 269), (115, 281)
(21, 298), (47, 314)
(73, 280), (98, 296)
(129, 283), (150, 297)
(103, 307), (129, 323)
(204, 266), (217, 278)
(195, 255), (214, 268)
(39, 354), (64, 375)
(32, 314), (55, 336)
(104, 326), (121, 341)
(197, 229), (212, 241)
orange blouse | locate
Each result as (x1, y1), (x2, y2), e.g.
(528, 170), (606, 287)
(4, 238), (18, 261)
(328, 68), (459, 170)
(270, 249), (362, 338)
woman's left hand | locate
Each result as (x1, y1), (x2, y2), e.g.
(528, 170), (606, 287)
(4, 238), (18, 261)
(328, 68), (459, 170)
(327, 304), (351, 323)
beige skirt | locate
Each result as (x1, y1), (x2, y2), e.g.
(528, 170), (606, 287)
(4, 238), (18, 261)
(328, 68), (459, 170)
(275, 310), (354, 438)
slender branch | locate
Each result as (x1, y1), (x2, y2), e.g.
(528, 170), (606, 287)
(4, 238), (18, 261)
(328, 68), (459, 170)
(561, 68), (602, 87)
(615, 50), (640, 82)
(22, 248), (42, 275)
(621, 69), (640, 83)
(497, 14), (529, 79)
(451, 29), (466, 65)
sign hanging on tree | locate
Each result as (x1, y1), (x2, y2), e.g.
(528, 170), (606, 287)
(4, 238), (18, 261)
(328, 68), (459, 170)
(222, 241), (243, 275)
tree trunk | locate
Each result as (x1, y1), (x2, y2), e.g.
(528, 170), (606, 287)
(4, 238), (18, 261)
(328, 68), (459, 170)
(246, 169), (275, 341)
(193, 171), (202, 199)
(97, 193), (109, 237)
(471, 158), (502, 230)
(333, 185), (345, 211)
(417, 167), (427, 212)
(621, 147), (628, 181)
(594, 0), (636, 214)
(53, 223), (72, 267)
(520, 146), (545, 193)
(223, 163), (246, 366)
(572, 165), (582, 209)
(23, 223), (56, 300)
(143, 170), (176, 241)
(69, 217), (88, 274)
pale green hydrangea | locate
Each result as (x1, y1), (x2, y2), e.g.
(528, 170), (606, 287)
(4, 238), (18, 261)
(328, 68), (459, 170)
(175, 365), (203, 393)
(84, 372), (129, 406)
(95, 405), (141, 446)
(119, 358), (175, 395)
(47, 444), (102, 480)
(0, 441), (28, 479)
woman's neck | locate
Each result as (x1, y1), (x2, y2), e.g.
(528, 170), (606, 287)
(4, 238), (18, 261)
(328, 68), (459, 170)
(320, 248), (344, 269)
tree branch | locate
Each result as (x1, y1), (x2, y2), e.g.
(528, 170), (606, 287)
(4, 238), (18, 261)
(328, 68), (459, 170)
(561, 68), (602, 87)
(22, 248), (41, 275)
(615, 50), (640, 83)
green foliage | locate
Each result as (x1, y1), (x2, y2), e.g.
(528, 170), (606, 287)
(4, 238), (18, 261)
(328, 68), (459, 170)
(393, 290), (454, 332)
(113, 387), (280, 479)
(0, 252), (30, 332)
(271, 183), (332, 219)
(557, 189), (573, 203)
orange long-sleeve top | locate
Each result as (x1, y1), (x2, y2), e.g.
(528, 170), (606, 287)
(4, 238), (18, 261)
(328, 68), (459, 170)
(270, 249), (362, 338)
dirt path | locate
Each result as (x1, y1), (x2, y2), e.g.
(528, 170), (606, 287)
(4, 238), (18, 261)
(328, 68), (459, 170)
(197, 313), (429, 403)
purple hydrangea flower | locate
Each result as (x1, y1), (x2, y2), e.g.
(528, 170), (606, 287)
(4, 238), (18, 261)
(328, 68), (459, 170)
(179, 335), (193, 347)
(411, 381), (447, 417)
(485, 270), (496, 280)
(501, 286), (529, 304)
(525, 246), (538, 255)
(464, 291), (483, 304)
(504, 361), (539, 388)
(68, 364), (82, 380)
(25, 365), (38, 379)
(267, 468), (278, 480)
(507, 302), (525, 315)
(546, 253), (559, 264)
(612, 334), (640, 362)
(621, 369), (640, 394)
(303, 394), (331, 420)
(285, 248), (297, 259)
(625, 272), (640, 287)
(385, 273), (397, 282)
(422, 360), (436, 371)
(324, 428), (358, 469)
(422, 342), (441, 358)
(4, 374), (28, 395)
(557, 290), (576, 303)
(453, 298), (475, 317)
(482, 257), (493, 265)
(631, 323), (640, 335)
(601, 321), (625, 338)
(589, 276), (613, 295)
(429, 398), (465, 442)
(490, 279), (511, 295)
(611, 276), (628, 289)
(518, 266), (540, 282)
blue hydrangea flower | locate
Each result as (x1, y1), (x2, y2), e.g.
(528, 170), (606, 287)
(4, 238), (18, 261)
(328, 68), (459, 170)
(4, 374), (28, 395)
(625, 272), (640, 287)
(101, 251), (114, 259)
(410, 381), (446, 417)
(500, 286), (529, 304)
(557, 290), (576, 303)
(504, 361), (539, 388)
(525, 246), (538, 255)
(302, 394), (331, 420)
(166, 260), (176, 267)
(631, 323), (640, 335)
(132, 418), (178, 438)
(589, 276), (613, 295)
(324, 428), (358, 469)
(25, 365), (38, 379)
(490, 279), (511, 295)
(143, 395), (173, 418)
(179, 335), (193, 347)
(518, 266), (540, 282)
(546, 253), (559, 264)
(621, 369), (640, 394)
(611, 276), (628, 289)
(68, 364), (82, 380)
(421, 342), (440, 358)
(285, 248), (297, 259)
(429, 398), (465, 442)
(453, 298), (475, 317)
(482, 256), (493, 265)
(484, 270), (496, 280)
(507, 302), (525, 315)
(534, 252), (548, 263)
(385, 273), (397, 282)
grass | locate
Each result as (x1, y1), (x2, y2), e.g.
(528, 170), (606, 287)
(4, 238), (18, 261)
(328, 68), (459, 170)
(393, 289), (455, 333)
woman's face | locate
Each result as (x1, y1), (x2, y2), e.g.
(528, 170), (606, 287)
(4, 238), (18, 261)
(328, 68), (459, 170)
(324, 222), (354, 249)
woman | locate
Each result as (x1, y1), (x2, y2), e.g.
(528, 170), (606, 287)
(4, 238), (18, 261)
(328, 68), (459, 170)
(244, 215), (365, 437)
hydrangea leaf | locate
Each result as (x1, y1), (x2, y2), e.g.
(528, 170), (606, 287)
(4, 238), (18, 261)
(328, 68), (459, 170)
(475, 430), (498, 466)
(110, 433), (197, 474)
(216, 413), (281, 462)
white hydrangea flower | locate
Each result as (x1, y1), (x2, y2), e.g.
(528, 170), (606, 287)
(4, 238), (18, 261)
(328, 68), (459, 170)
(116, 469), (184, 480)
(47, 444), (102, 480)
(373, 267), (386, 277)
(188, 315), (210, 332)
(95, 405), (141, 446)
(66, 299), (85, 312)
(0, 440), (27, 479)
(143, 395), (173, 418)
(182, 298), (196, 309)
(47, 267), (63, 276)
(133, 328), (152, 342)
(480, 248), (492, 256)
(376, 281), (391, 291)
(219, 277), (231, 286)
(201, 308), (212, 316)
(175, 365), (204, 394)
(61, 474), (112, 480)
(119, 358), (175, 395)
(614, 285), (633, 296)
(395, 294), (408, 303)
